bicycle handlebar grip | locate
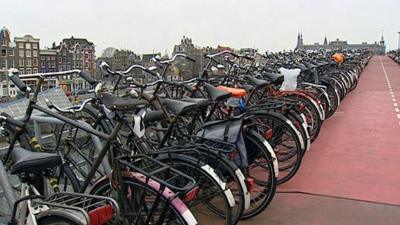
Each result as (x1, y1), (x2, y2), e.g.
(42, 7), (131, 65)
(230, 52), (240, 58)
(144, 68), (158, 77)
(8, 71), (27, 93)
(0, 112), (24, 128)
(185, 56), (196, 62)
(79, 71), (97, 85)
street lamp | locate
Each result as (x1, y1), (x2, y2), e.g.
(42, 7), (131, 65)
(398, 32), (400, 51)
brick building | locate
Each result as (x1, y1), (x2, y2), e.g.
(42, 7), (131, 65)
(52, 36), (96, 94)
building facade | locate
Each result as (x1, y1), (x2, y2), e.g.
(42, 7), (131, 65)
(14, 34), (40, 75)
(295, 33), (386, 55)
(52, 36), (96, 94)
(172, 36), (212, 79)
(0, 27), (16, 99)
(96, 49), (141, 79)
(40, 49), (59, 73)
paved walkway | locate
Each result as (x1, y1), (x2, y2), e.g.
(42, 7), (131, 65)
(243, 56), (400, 225)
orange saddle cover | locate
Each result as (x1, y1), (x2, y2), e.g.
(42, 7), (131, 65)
(216, 86), (247, 98)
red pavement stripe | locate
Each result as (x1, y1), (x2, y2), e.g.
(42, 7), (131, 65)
(278, 56), (400, 205)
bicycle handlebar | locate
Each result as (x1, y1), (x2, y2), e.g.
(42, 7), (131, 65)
(79, 71), (97, 85)
(8, 69), (97, 93)
(155, 53), (196, 65)
(205, 50), (240, 59)
(100, 61), (158, 77)
(45, 98), (93, 114)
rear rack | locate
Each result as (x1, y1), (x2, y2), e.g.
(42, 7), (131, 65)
(118, 154), (198, 194)
(191, 136), (237, 153)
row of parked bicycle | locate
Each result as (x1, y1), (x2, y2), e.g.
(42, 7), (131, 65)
(0, 48), (372, 225)
(388, 50), (400, 64)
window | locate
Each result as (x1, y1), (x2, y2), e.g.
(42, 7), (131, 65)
(19, 43), (24, 49)
(26, 50), (31, 57)
(1, 59), (6, 68)
(32, 43), (38, 49)
(33, 58), (38, 66)
(26, 68), (31, 74)
(19, 58), (24, 66)
(26, 43), (31, 49)
(26, 59), (31, 66)
(1, 38), (6, 46)
(1, 50), (6, 57)
(19, 68), (24, 74)
(33, 68), (38, 74)
(8, 49), (13, 56)
(33, 50), (38, 57)
(41, 56), (45, 61)
(19, 50), (24, 57)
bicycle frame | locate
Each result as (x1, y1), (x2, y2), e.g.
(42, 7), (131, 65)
(3, 77), (123, 194)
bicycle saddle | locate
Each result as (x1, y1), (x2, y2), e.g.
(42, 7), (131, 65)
(262, 72), (284, 85)
(216, 86), (247, 98)
(244, 75), (269, 88)
(161, 98), (199, 115)
(143, 110), (166, 123)
(99, 93), (148, 111)
(203, 83), (232, 102)
(181, 98), (211, 108)
(10, 148), (62, 174)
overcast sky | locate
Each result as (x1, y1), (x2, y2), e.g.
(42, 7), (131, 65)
(1, 0), (399, 55)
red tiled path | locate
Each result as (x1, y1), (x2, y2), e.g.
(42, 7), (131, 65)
(243, 56), (400, 225)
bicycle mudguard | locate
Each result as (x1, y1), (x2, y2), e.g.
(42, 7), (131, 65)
(36, 209), (87, 225)
(247, 130), (279, 178)
(299, 113), (311, 151)
(198, 118), (248, 168)
(123, 171), (198, 225)
(321, 90), (331, 112)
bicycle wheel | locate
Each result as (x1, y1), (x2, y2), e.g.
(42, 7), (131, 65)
(241, 131), (277, 219)
(247, 110), (303, 184)
(155, 153), (235, 225)
(292, 95), (323, 142)
(90, 175), (196, 225)
(324, 84), (339, 118)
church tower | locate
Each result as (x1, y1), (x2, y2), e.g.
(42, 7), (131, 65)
(323, 34), (328, 46)
(379, 31), (386, 54)
(295, 32), (303, 49)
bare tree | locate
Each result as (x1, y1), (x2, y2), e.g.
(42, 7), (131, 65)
(101, 47), (116, 57)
